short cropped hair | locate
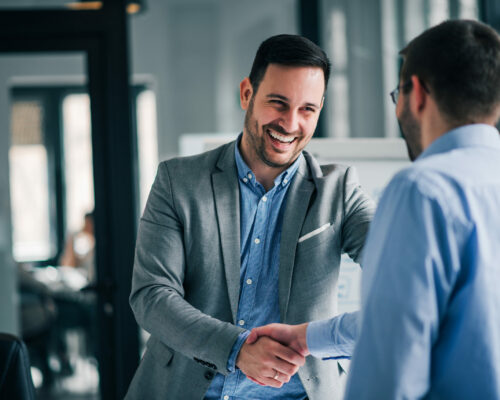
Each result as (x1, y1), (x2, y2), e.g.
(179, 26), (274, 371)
(249, 34), (331, 93)
(400, 19), (500, 124)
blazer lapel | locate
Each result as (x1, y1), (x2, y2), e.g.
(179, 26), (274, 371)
(212, 142), (241, 323)
(279, 156), (315, 321)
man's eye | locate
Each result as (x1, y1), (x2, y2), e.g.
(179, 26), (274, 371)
(270, 100), (286, 107)
(303, 107), (316, 113)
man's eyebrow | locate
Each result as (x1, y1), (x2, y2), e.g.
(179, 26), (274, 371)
(266, 93), (289, 101)
(266, 93), (320, 108)
(304, 101), (320, 109)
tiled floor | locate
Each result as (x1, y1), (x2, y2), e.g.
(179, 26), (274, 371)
(35, 356), (99, 400)
(30, 329), (100, 400)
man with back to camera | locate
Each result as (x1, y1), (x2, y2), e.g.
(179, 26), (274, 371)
(125, 34), (374, 400)
(248, 19), (500, 399)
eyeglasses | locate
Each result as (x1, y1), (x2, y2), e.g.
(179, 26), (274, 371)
(390, 80), (412, 105)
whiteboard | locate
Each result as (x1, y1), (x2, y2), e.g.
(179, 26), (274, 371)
(305, 138), (410, 312)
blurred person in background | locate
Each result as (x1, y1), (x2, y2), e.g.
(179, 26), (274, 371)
(59, 211), (95, 283)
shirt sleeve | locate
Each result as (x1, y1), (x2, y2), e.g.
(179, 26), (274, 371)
(227, 330), (250, 372)
(344, 172), (462, 400)
(306, 312), (359, 359)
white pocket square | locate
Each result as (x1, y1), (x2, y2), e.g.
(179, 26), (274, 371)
(298, 223), (332, 243)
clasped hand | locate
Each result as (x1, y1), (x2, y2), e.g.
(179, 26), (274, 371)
(236, 323), (309, 388)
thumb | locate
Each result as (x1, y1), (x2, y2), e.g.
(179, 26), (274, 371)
(247, 325), (276, 344)
(246, 328), (260, 344)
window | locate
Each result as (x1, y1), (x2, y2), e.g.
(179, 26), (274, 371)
(321, 0), (480, 139)
(9, 85), (158, 263)
(9, 99), (53, 261)
(62, 94), (94, 233)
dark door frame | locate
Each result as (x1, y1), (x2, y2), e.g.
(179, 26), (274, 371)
(481, 0), (500, 32)
(0, 2), (139, 398)
(299, 0), (326, 138)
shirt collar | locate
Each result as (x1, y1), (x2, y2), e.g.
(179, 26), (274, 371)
(234, 133), (303, 190)
(418, 124), (500, 161)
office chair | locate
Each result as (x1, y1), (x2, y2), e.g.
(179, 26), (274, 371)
(0, 333), (37, 400)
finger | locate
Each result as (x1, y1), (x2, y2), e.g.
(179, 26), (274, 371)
(253, 324), (277, 338)
(247, 324), (277, 344)
(270, 358), (300, 378)
(254, 375), (284, 389)
(246, 329), (258, 344)
(273, 343), (306, 367)
(271, 369), (291, 384)
(247, 376), (266, 386)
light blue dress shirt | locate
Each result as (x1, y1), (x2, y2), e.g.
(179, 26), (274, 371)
(322, 124), (500, 399)
(205, 138), (307, 400)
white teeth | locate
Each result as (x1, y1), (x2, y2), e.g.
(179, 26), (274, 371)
(267, 129), (295, 143)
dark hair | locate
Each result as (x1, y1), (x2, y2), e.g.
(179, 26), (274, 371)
(399, 19), (500, 124)
(249, 34), (331, 93)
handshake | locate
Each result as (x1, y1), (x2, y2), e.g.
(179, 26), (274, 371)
(235, 323), (309, 388)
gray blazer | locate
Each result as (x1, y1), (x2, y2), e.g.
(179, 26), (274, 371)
(126, 141), (374, 400)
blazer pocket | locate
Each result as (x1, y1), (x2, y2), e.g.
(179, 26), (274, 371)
(146, 337), (174, 367)
(297, 223), (335, 252)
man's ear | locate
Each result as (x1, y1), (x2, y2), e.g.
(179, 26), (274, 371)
(240, 77), (253, 110)
(410, 75), (427, 114)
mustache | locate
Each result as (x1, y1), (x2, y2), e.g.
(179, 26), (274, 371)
(264, 123), (299, 136)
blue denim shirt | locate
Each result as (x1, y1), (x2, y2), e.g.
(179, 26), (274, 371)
(205, 137), (307, 400)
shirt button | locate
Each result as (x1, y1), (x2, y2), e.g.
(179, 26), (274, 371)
(246, 278), (253, 285)
(224, 396), (229, 400)
(262, 196), (267, 202)
(247, 173), (252, 179)
(254, 238), (260, 244)
(238, 319), (245, 326)
(242, 177), (248, 183)
(283, 178), (288, 184)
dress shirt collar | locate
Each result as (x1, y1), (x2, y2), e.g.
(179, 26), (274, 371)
(234, 133), (303, 190)
(418, 123), (500, 161)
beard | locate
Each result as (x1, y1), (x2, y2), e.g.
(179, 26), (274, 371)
(398, 97), (423, 162)
(243, 97), (301, 169)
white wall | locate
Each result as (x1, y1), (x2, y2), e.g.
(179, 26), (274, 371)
(130, 0), (298, 160)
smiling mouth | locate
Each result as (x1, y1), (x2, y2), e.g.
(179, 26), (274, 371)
(266, 128), (297, 144)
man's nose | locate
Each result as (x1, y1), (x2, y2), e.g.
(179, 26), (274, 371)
(279, 109), (300, 134)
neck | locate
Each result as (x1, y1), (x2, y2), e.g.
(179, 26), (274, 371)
(420, 101), (456, 152)
(245, 155), (288, 192)
(238, 138), (289, 192)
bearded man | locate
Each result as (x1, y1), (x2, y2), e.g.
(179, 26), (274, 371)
(125, 34), (374, 400)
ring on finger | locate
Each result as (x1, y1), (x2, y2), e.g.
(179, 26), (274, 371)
(273, 370), (279, 380)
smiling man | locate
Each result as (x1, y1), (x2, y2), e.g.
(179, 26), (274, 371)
(126, 34), (374, 400)
(239, 64), (324, 187)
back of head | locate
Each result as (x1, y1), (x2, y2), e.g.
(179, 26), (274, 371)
(249, 34), (331, 93)
(400, 20), (500, 125)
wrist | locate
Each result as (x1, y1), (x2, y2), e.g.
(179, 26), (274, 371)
(231, 330), (250, 372)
